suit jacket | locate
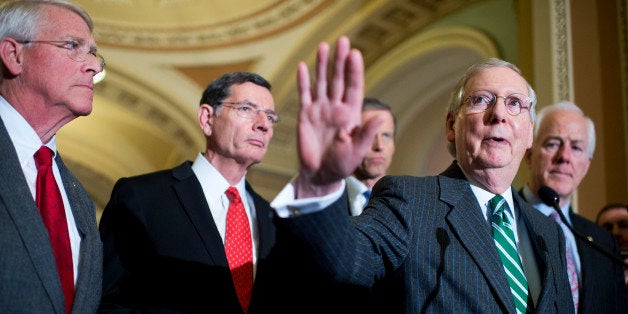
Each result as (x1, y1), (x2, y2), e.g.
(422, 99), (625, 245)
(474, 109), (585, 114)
(571, 211), (627, 313)
(99, 161), (277, 313)
(0, 118), (102, 313)
(521, 190), (626, 313)
(276, 161), (574, 313)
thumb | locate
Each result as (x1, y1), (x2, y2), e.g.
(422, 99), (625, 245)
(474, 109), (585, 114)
(354, 115), (385, 151)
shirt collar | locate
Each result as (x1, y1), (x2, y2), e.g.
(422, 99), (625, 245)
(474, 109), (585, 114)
(0, 96), (56, 164)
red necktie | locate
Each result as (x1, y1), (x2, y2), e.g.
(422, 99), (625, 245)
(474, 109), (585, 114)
(225, 186), (253, 312)
(34, 146), (74, 314)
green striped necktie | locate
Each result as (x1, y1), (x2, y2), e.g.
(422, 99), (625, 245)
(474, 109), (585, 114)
(490, 194), (529, 314)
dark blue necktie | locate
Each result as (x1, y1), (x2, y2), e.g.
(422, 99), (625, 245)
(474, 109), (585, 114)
(362, 190), (371, 201)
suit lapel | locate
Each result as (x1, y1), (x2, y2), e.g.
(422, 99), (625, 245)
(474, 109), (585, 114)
(439, 163), (515, 312)
(246, 183), (274, 258)
(0, 119), (65, 313)
(172, 163), (228, 265)
(56, 155), (101, 310)
(515, 196), (558, 312)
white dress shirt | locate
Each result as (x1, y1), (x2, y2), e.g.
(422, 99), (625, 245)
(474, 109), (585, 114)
(345, 176), (370, 216)
(0, 96), (80, 283)
(191, 153), (259, 274)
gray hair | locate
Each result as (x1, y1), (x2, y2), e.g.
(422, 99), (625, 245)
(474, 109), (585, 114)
(0, 0), (93, 78)
(534, 101), (596, 159)
(0, 0), (93, 40)
(446, 58), (537, 157)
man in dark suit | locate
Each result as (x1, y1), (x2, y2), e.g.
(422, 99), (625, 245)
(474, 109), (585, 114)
(521, 101), (626, 313)
(0, 1), (104, 313)
(346, 97), (397, 216)
(270, 36), (574, 312)
(99, 72), (279, 313)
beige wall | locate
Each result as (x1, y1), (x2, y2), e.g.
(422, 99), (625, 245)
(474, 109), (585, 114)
(571, 0), (628, 220)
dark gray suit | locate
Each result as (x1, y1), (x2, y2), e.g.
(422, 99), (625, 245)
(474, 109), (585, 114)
(276, 161), (574, 313)
(521, 189), (627, 313)
(0, 118), (102, 313)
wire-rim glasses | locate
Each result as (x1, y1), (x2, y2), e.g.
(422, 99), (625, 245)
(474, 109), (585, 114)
(219, 101), (279, 124)
(17, 39), (105, 72)
(463, 90), (531, 116)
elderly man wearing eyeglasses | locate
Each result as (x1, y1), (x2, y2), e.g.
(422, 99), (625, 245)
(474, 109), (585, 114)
(0, 1), (103, 313)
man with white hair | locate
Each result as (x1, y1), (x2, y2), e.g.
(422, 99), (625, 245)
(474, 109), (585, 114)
(521, 101), (626, 313)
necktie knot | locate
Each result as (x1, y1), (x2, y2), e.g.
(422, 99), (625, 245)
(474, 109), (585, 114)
(225, 186), (241, 204)
(34, 146), (54, 168)
(490, 194), (507, 215)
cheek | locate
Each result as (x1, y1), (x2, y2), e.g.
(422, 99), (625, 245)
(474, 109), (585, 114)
(534, 153), (554, 175)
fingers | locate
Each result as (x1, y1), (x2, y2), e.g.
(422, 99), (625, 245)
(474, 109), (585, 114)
(344, 48), (364, 108)
(329, 36), (350, 101)
(357, 114), (386, 151)
(315, 42), (330, 100)
(297, 61), (312, 109)
(301, 36), (363, 103)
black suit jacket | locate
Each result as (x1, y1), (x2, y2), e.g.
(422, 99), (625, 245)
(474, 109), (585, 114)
(276, 161), (574, 313)
(521, 188), (626, 313)
(99, 161), (277, 313)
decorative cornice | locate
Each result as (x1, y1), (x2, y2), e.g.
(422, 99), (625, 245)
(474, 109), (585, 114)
(91, 0), (331, 50)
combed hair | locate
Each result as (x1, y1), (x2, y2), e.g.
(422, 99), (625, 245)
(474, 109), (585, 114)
(199, 72), (272, 113)
(0, 0), (93, 78)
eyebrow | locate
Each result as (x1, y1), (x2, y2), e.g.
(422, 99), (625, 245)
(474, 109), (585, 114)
(241, 100), (277, 113)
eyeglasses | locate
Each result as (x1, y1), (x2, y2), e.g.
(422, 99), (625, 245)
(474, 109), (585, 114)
(17, 39), (106, 72)
(219, 101), (279, 124)
(463, 90), (531, 116)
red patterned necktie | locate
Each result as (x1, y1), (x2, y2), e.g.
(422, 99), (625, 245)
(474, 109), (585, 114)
(34, 146), (74, 314)
(225, 186), (253, 312)
(550, 212), (579, 312)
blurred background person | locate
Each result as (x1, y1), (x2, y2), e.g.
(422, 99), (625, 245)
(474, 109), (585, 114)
(521, 101), (626, 313)
(346, 97), (396, 216)
(596, 203), (628, 254)
(596, 202), (628, 303)
(0, 1), (104, 313)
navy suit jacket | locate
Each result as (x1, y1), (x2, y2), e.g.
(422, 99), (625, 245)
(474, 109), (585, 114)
(521, 189), (626, 313)
(276, 161), (574, 313)
(99, 161), (277, 313)
(0, 117), (102, 313)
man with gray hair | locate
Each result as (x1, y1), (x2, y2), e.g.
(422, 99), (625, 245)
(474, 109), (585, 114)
(271, 35), (574, 313)
(521, 101), (626, 313)
(0, 1), (104, 313)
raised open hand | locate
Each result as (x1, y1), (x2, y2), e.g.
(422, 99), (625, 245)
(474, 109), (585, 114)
(294, 36), (383, 198)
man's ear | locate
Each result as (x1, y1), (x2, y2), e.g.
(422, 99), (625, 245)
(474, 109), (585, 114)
(198, 104), (215, 136)
(0, 38), (24, 77)
(445, 113), (456, 143)
(524, 148), (533, 166)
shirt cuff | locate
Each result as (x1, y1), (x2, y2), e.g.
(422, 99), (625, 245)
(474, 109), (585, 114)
(271, 180), (345, 218)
